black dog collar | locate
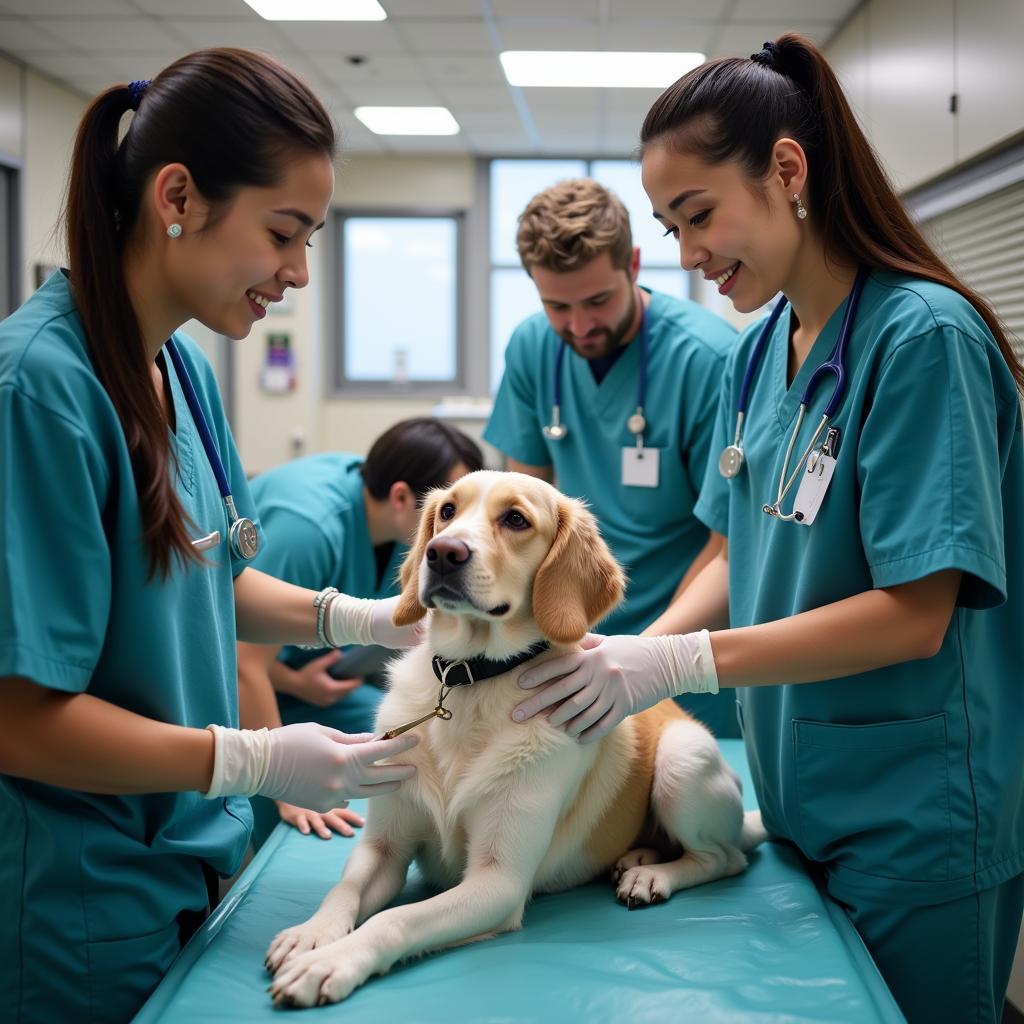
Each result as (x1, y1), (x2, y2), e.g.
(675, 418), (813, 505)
(431, 641), (550, 687)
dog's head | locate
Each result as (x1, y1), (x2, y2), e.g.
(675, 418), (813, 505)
(393, 471), (625, 647)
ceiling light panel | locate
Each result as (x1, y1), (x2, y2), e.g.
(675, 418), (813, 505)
(500, 50), (704, 88)
(354, 106), (461, 136)
(243, 0), (386, 20)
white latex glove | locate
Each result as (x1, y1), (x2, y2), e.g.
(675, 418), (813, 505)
(512, 631), (719, 744)
(203, 723), (418, 811)
(327, 593), (423, 650)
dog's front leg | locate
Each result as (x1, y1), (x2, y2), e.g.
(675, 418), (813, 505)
(269, 760), (575, 1008)
(265, 793), (421, 973)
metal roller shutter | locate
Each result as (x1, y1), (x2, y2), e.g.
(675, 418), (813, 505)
(920, 178), (1024, 359)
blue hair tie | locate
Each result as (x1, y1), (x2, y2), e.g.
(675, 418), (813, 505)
(128, 79), (150, 111)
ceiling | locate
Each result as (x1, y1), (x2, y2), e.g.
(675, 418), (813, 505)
(0, 0), (861, 156)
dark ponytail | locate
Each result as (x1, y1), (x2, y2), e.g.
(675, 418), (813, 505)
(65, 49), (336, 578)
(641, 32), (1024, 392)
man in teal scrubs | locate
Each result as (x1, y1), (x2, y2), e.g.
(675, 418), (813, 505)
(239, 418), (482, 845)
(485, 178), (739, 735)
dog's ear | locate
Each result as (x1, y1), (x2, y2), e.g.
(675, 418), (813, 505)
(393, 489), (444, 627)
(532, 496), (626, 645)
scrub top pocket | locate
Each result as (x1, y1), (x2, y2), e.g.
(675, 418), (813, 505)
(793, 713), (953, 884)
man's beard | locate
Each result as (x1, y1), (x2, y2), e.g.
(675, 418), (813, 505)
(559, 288), (638, 360)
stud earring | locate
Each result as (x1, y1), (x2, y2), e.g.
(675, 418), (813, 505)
(793, 194), (808, 220)
(166, 223), (183, 238)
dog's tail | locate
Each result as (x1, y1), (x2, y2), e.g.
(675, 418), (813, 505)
(740, 810), (769, 852)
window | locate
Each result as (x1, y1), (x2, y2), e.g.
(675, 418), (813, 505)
(489, 158), (688, 393)
(332, 211), (463, 392)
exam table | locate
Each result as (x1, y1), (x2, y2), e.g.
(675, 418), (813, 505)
(134, 739), (905, 1023)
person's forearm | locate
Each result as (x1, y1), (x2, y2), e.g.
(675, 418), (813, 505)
(711, 570), (961, 688)
(0, 676), (214, 793)
(644, 548), (731, 637)
(233, 567), (318, 645)
(669, 530), (724, 603)
(236, 642), (284, 731)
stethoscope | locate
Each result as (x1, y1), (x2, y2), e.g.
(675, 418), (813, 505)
(719, 267), (867, 522)
(543, 304), (650, 444)
(165, 340), (260, 560)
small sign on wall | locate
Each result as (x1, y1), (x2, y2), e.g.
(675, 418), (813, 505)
(259, 332), (296, 393)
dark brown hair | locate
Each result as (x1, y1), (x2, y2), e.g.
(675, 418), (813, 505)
(640, 32), (1024, 391)
(66, 48), (336, 578)
(360, 418), (484, 502)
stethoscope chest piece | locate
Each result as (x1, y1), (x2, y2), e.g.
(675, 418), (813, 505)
(542, 405), (568, 441)
(719, 444), (745, 478)
(230, 516), (260, 560)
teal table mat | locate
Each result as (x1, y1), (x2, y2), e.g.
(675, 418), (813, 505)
(134, 739), (904, 1023)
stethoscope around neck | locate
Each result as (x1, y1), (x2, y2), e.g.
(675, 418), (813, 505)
(718, 266), (867, 522)
(165, 339), (260, 560)
(543, 304), (650, 445)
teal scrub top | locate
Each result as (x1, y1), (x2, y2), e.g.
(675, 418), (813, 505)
(695, 270), (1024, 907)
(248, 453), (405, 729)
(0, 273), (258, 1017)
(485, 289), (739, 735)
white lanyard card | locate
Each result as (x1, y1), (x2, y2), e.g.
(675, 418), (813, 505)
(793, 451), (837, 525)
(622, 445), (660, 488)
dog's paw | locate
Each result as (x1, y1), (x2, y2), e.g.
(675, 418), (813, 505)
(611, 847), (660, 886)
(264, 914), (354, 973)
(269, 937), (375, 1008)
(615, 865), (671, 909)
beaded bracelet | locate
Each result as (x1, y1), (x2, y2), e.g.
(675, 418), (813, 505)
(314, 586), (339, 648)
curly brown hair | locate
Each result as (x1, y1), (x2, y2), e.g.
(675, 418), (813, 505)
(516, 178), (633, 275)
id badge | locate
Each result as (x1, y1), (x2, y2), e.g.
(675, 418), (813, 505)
(792, 453), (836, 525)
(622, 446), (660, 488)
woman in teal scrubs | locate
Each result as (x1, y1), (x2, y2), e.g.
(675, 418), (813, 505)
(240, 418), (482, 846)
(512, 34), (1024, 1024)
(0, 51), (420, 1024)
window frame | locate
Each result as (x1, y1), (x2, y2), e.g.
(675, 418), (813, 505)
(329, 206), (467, 397)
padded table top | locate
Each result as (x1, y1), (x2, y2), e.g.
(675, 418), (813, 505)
(134, 739), (904, 1023)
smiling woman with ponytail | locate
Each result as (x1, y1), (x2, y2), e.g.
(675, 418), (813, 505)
(0, 50), (424, 1024)
(512, 33), (1024, 1024)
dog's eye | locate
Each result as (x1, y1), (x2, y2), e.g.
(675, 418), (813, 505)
(439, 502), (456, 521)
(502, 509), (531, 531)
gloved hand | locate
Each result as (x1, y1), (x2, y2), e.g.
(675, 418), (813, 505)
(327, 593), (423, 650)
(202, 723), (418, 811)
(512, 631), (719, 743)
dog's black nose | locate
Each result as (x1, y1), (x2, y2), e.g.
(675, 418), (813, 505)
(425, 536), (471, 575)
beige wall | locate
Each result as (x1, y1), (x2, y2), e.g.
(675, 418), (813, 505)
(230, 155), (478, 475)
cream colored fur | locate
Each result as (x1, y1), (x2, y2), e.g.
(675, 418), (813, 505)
(266, 472), (765, 1008)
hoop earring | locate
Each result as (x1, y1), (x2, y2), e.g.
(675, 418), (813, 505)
(166, 223), (183, 238)
(793, 194), (808, 221)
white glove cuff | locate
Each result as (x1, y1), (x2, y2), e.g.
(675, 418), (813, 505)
(326, 593), (377, 647)
(659, 629), (720, 697)
(202, 725), (273, 799)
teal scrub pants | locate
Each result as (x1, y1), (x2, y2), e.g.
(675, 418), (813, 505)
(249, 683), (385, 850)
(835, 873), (1024, 1024)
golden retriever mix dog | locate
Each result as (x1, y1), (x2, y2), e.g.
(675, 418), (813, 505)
(266, 471), (765, 1008)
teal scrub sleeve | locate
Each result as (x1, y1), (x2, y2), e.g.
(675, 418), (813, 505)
(250, 507), (340, 593)
(484, 329), (552, 468)
(0, 388), (110, 691)
(692, 368), (734, 537)
(858, 326), (1007, 609)
(680, 345), (729, 499)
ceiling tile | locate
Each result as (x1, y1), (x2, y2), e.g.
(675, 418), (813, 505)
(169, 19), (290, 51)
(419, 54), (505, 84)
(383, 0), (482, 15)
(435, 84), (516, 109)
(712, 20), (836, 58)
(21, 51), (120, 79)
(31, 16), (188, 51)
(603, 20), (717, 54)
(308, 53), (423, 85)
(0, 17), (66, 50)
(492, 1), (598, 16)
(396, 19), (493, 54)
(497, 22), (601, 51)
(0, 0), (134, 13)
(608, 0), (721, 16)
(343, 84), (444, 106)
(276, 20), (408, 55)
(131, 0), (243, 11)
(731, 0), (858, 19)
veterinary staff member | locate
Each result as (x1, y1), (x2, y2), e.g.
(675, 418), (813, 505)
(0, 50), (421, 1024)
(484, 178), (740, 735)
(513, 34), (1024, 1024)
(239, 418), (482, 846)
